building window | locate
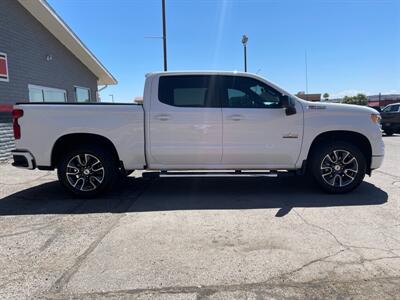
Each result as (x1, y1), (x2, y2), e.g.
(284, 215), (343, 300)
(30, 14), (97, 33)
(28, 85), (67, 102)
(75, 86), (91, 102)
(0, 52), (9, 82)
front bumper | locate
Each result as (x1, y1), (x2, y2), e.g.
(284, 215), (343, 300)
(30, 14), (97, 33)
(11, 150), (36, 170)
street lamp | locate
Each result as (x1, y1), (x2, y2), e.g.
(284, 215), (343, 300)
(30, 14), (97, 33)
(242, 34), (248, 72)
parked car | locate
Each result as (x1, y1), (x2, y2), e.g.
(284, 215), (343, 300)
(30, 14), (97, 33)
(369, 106), (381, 113)
(11, 71), (384, 196)
(380, 103), (400, 136)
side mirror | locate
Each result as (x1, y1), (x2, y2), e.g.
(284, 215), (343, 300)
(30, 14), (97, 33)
(281, 95), (296, 116)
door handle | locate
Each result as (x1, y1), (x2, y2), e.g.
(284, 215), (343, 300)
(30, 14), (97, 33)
(228, 114), (244, 121)
(155, 114), (170, 121)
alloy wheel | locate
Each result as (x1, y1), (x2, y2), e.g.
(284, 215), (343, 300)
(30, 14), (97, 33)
(66, 154), (105, 191)
(320, 149), (359, 187)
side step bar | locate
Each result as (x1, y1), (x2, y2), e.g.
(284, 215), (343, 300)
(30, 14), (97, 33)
(143, 171), (296, 179)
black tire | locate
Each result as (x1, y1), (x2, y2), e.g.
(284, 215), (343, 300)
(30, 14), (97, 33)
(57, 145), (118, 198)
(384, 130), (394, 136)
(309, 142), (366, 194)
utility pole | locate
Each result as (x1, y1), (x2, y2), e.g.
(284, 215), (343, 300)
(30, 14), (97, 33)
(162, 0), (167, 71)
(379, 92), (381, 107)
(145, 0), (168, 71)
(242, 35), (248, 72)
(305, 50), (309, 94)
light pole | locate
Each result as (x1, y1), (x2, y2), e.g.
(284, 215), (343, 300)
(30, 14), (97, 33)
(109, 94), (114, 103)
(146, 1), (168, 71)
(162, 0), (167, 71)
(305, 50), (309, 94)
(242, 35), (248, 72)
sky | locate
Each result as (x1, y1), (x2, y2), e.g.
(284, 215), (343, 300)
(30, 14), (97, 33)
(47, 0), (400, 102)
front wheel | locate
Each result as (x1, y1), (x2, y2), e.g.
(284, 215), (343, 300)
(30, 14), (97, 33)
(309, 142), (366, 193)
(57, 146), (118, 197)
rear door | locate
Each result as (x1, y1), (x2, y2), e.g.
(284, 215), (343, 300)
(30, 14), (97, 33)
(148, 75), (222, 167)
(219, 75), (303, 168)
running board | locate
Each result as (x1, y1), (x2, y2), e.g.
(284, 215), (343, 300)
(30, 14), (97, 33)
(143, 171), (295, 179)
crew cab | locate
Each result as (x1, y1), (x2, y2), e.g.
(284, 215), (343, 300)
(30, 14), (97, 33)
(11, 71), (384, 196)
(380, 103), (400, 136)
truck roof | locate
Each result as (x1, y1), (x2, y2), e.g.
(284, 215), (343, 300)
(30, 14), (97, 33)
(146, 70), (256, 77)
(145, 71), (293, 98)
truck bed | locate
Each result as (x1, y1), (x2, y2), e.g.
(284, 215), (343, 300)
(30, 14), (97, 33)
(14, 102), (146, 170)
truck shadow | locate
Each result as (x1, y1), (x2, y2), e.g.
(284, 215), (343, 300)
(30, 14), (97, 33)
(0, 176), (388, 217)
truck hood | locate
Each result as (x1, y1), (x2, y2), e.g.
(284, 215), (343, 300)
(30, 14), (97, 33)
(300, 101), (378, 116)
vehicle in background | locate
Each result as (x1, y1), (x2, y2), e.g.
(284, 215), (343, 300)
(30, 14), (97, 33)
(369, 106), (381, 113)
(381, 103), (400, 136)
(11, 71), (384, 197)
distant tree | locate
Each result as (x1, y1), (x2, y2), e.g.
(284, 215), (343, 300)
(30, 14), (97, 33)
(323, 93), (329, 101)
(342, 93), (368, 106)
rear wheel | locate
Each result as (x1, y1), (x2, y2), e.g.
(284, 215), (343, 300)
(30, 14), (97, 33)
(57, 146), (118, 197)
(309, 142), (366, 193)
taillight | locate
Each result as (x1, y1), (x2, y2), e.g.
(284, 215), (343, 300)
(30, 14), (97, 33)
(12, 109), (24, 140)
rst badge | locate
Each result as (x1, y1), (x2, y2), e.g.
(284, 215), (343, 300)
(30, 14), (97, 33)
(0, 53), (9, 82)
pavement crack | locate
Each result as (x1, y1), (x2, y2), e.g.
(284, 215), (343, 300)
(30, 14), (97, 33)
(49, 216), (122, 294)
(270, 249), (346, 280)
(293, 209), (400, 254)
(48, 180), (152, 295)
(293, 209), (347, 249)
(43, 275), (400, 299)
(375, 170), (400, 180)
(39, 228), (61, 252)
(0, 222), (56, 239)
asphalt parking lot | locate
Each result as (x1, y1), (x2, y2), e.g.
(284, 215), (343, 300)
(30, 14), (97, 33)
(0, 136), (399, 300)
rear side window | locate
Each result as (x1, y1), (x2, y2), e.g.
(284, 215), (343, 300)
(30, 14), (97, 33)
(158, 75), (219, 107)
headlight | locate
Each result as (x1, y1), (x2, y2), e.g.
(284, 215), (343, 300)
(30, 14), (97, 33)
(370, 114), (381, 124)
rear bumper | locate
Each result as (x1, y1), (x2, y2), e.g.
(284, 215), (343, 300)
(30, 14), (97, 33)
(11, 150), (36, 170)
(371, 155), (384, 170)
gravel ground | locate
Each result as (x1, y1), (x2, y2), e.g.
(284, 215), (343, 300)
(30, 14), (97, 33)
(0, 136), (399, 299)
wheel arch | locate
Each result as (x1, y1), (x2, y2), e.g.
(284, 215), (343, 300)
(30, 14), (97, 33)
(307, 130), (372, 175)
(51, 133), (120, 168)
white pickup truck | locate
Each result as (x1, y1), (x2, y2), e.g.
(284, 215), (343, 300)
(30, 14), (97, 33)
(11, 71), (384, 197)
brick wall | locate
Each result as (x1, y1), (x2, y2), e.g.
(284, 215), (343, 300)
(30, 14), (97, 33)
(0, 112), (14, 162)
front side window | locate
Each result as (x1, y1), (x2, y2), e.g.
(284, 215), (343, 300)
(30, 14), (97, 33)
(158, 75), (218, 107)
(383, 104), (400, 112)
(28, 85), (66, 102)
(221, 76), (282, 108)
(75, 87), (91, 102)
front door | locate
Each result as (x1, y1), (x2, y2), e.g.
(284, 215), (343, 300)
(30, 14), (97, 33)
(219, 75), (303, 168)
(148, 75), (222, 167)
